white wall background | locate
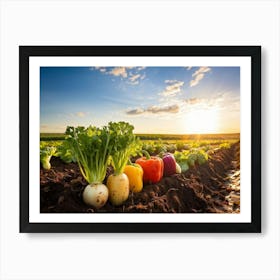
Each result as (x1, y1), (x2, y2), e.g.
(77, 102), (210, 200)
(0, 0), (279, 279)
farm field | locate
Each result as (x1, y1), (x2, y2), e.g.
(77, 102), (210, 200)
(40, 133), (240, 213)
(41, 132), (239, 141)
(40, 66), (241, 214)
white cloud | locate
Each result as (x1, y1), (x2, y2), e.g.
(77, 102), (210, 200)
(190, 73), (204, 87)
(126, 104), (180, 115)
(109, 67), (128, 78)
(166, 81), (184, 91)
(129, 74), (141, 82)
(192, 66), (211, 77)
(184, 92), (239, 112)
(185, 97), (201, 105)
(127, 73), (146, 85)
(147, 104), (180, 114)
(92, 66), (146, 86)
(160, 81), (184, 97)
(109, 67), (146, 84)
(189, 66), (211, 87)
(185, 96), (217, 108)
(165, 79), (179, 84)
(91, 67), (107, 73)
(126, 108), (145, 115)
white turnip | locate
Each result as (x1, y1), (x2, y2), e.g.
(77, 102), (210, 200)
(83, 183), (109, 209)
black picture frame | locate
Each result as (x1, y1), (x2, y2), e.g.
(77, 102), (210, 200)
(20, 46), (261, 233)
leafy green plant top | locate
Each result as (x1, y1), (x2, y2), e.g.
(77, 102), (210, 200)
(108, 121), (140, 175)
(57, 141), (77, 163)
(65, 125), (113, 184)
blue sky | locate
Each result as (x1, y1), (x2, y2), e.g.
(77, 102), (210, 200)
(40, 66), (240, 134)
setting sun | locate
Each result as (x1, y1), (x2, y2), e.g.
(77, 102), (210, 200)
(185, 108), (219, 134)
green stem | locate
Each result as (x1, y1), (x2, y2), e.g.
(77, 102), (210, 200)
(141, 150), (151, 159)
(112, 152), (128, 175)
(77, 160), (88, 183)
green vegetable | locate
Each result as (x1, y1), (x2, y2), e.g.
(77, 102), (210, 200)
(141, 142), (156, 155)
(108, 121), (140, 175)
(40, 140), (62, 149)
(65, 125), (112, 184)
(174, 150), (190, 172)
(187, 153), (197, 167)
(180, 162), (189, 172)
(197, 150), (208, 165)
(57, 141), (76, 163)
(154, 139), (167, 154)
(40, 146), (57, 170)
(174, 149), (208, 171)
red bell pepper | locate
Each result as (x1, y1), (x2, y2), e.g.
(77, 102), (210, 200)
(135, 151), (163, 184)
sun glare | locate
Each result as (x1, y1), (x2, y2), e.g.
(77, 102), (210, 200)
(184, 108), (219, 134)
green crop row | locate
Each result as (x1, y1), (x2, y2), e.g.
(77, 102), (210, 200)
(40, 137), (237, 171)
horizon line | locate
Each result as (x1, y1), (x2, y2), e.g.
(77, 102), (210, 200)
(40, 131), (241, 135)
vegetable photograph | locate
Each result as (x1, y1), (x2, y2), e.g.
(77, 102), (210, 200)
(40, 66), (240, 213)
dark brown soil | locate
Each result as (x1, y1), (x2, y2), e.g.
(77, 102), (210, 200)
(40, 142), (240, 213)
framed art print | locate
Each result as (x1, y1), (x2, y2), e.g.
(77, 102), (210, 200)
(19, 46), (261, 233)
